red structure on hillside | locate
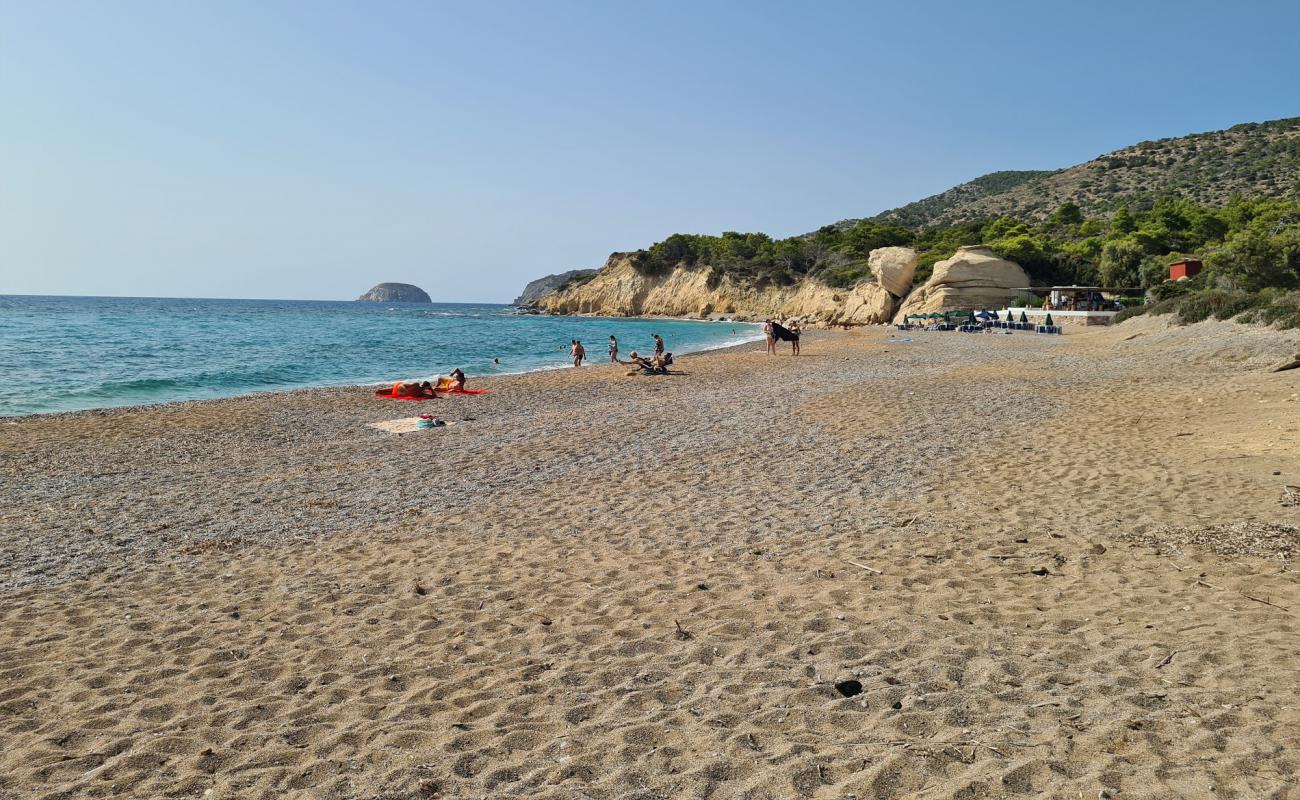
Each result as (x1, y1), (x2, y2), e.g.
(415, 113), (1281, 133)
(1169, 259), (1203, 281)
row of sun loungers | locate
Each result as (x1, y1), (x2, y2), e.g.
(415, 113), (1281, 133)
(896, 317), (1062, 335)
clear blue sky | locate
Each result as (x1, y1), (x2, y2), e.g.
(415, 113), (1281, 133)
(2, 0), (1297, 302)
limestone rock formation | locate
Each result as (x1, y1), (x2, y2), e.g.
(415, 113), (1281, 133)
(512, 269), (597, 306)
(536, 254), (896, 325)
(892, 246), (1027, 322)
(869, 246), (919, 298)
(356, 283), (432, 303)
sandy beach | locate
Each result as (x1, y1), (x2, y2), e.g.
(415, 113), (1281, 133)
(3, 318), (1300, 800)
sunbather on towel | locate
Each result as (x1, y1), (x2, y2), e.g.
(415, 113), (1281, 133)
(443, 368), (466, 392)
(391, 381), (438, 398)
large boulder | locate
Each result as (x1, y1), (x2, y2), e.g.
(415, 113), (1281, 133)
(778, 280), (896, 325)
(357, 282), (432, 303)
(869, 246), (918, 298)
(892, 245), (1027, 322)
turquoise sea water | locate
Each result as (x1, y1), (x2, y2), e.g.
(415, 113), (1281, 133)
(0, 296), (762, 417)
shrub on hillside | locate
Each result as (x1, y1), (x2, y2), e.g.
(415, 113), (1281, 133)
(1113, 304), (1150, 323)
(1240, 291), (1300, 329)
(1174, 290), (1265, 323)
(1119, 288), (1300, 329)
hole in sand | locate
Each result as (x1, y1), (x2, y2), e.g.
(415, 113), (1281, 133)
(834, 679), (863, 697)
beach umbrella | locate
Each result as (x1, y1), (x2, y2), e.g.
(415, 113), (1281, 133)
(1019, 311), (1029, 323)
(976, 311), (993, 320)
(1044, 313), (1054, 327)
(927, 312), (944, 319)
(1004, 309), (1014, 322)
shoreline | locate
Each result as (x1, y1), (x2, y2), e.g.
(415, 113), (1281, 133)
(0, 318), (768, 422)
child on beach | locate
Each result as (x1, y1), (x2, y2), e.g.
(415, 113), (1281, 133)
(608, 335), (618, 363)
(571, 340), (585, 367)
(764, 319), (775, 355)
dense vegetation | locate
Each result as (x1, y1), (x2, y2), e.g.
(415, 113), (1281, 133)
(630, 196), (1300, 294)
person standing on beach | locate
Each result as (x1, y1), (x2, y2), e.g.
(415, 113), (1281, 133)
(789, 320), (802, 356)
(764, 319), (775, 355)
(608, 335), (619, 363)
(571, 339), (586, 367)
(652, 333), (665, 357)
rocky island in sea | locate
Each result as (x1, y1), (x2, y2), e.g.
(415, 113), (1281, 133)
(356, 282), (432, 303)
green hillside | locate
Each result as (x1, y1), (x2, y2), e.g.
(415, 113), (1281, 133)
(864, 117), (1300, 228)
(856, 171), (1053, 229)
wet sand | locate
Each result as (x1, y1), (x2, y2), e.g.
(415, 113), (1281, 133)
(2, 318), (1299, 799)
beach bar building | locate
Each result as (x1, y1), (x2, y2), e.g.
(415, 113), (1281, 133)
(1005, 285), (1143, 327)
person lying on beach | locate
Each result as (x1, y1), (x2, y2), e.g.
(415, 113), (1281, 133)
(618, 351), (652, 374)
(619, 351), (673, 375)
(443, 368), (466, 392)
(390, 381), (438, 398)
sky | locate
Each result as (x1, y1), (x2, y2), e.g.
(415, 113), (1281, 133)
(1, 1), (1298, 302)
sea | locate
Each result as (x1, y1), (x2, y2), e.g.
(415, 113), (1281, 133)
(0, 296), (763, 417)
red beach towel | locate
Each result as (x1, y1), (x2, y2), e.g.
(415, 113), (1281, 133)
(374, 388), (488, 400)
